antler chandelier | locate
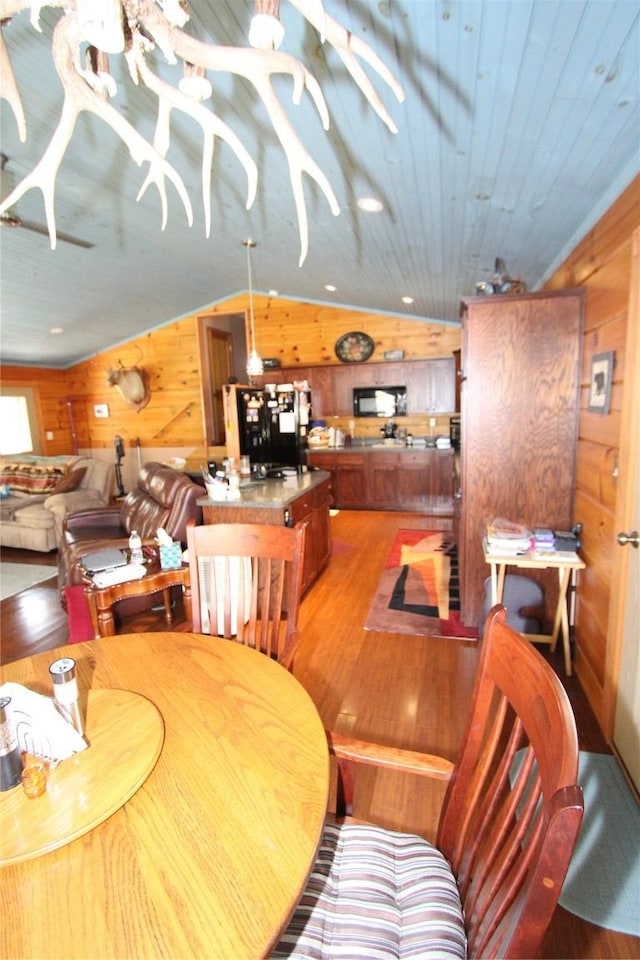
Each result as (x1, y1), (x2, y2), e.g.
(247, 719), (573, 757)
(0, 0), (404, 266)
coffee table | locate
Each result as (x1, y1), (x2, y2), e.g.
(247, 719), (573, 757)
(84, 558), (192, 638)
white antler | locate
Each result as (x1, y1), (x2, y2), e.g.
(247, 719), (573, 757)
(0, 10), (192, 248)
(126, 32), (257, 238)
(0, 28), (26, 141)
(0, 0), (404, 263)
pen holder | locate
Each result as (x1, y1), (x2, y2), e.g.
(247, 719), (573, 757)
(159, 542), (182, 570)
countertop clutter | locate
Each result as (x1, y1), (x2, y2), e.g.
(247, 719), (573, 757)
(197, 468), (331, 509)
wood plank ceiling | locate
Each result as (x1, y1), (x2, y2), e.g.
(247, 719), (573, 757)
(0, 0), (638, 368)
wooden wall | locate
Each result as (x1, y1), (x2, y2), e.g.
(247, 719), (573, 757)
(206, 295), (461, 367)
(544, 174), (640, 729)
(1, 297), (460, 490)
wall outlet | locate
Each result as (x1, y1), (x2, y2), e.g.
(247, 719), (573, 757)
(429, 417), (436, 428)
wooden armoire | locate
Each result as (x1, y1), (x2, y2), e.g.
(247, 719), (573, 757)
(459, 289), (584, 627)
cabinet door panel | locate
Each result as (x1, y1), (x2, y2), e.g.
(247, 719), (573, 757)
(368, 454), (399, 506)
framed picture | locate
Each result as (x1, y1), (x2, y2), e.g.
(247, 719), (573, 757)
(588, 350), (614, 415)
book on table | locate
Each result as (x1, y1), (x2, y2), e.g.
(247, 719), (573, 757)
(486, 518), (533, 555)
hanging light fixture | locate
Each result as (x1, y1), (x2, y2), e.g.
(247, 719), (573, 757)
(244, 238), (264, 379)
(249, 0), (285, 51)
(0, 1), (403, 264)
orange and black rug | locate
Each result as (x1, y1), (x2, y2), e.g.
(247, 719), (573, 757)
(364, 530), (478, 639)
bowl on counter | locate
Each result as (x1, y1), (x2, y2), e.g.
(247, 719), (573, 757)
(165, 457), (187, 471)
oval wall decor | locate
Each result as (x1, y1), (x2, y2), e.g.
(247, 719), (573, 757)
(334, 332), (374, 363)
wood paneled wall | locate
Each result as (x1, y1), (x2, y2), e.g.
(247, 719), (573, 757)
(544, 174), (640, 729)
(1, 297), (460, 488)
(206, 294), (462, 366)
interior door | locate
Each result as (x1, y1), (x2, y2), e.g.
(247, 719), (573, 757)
(611, 228), (640, 791)
(207, 329), (232, 445)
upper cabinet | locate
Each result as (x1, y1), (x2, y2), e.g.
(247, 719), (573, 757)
(254, 358), (456, 417)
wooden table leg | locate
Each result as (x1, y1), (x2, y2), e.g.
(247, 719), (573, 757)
(162, 587), (173, 626)
(95, 592), (117, 638)
(182, 568), (192, 626)
(549, 567), (573, 676)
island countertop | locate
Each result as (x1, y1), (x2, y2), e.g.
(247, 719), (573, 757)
(197, 468), (331, 509)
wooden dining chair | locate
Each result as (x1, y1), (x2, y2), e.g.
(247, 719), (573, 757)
(185, 521), (306, 669)
(274, 605), (584, 959)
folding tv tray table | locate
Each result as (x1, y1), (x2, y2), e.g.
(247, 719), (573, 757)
(483, 539), (585, 676)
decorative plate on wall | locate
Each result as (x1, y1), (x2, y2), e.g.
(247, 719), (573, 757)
(334, 331), (374, 363)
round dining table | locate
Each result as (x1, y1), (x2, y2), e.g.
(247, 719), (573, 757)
(0, 632), (329, 959)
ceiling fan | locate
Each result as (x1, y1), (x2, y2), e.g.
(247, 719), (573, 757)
(0, 154), (94, 249)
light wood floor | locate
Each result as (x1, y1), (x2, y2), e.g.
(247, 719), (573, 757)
(1, 511), (639, 960)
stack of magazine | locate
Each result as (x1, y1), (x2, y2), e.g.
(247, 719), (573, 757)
(485, 518), (533, 555)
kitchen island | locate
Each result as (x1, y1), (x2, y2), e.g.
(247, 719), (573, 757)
(198, 470), (332, 594)
(307, 443), (455, 514)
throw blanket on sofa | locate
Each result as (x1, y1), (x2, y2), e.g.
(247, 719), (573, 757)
(0, 457), (78, 495)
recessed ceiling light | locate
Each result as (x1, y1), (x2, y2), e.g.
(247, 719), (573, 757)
(50, 327), (64, 334)
(357, 197), (384, 213)
(401, 296), (414, 304)
(325, 284), (337, 292)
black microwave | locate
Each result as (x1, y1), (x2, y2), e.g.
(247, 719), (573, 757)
(353, 385), (407, 418)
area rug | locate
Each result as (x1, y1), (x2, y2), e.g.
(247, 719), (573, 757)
(0, 562), (57, 601)
(364, 530), (478, 639)
(560, 751), (640, 936)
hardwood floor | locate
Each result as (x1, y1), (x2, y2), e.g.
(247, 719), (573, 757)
(2, 514), (639, 960)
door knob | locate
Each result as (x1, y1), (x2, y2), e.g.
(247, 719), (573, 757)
(616, 530), (639, 548)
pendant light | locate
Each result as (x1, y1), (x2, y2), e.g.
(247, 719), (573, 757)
(244, 238), (263, 379)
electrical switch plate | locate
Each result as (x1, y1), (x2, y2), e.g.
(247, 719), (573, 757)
(429, 417), (436, 427)
(46, 431), (54, 440)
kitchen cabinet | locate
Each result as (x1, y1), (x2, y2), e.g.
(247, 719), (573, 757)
(459, 290), (583, 627)
(333, 453), (367, 507)
(308, 448), (454, 513)
(254, 358), (456, 417)
(201, 473), (332, 595)
(307, 451), (367, 507)
(368, 453), (399, 506)
(289, 477), (332, 593)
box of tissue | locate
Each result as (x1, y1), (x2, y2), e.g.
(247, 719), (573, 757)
(159, 542), (182, 570)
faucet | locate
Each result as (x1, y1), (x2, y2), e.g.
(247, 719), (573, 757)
(381, 419), (397, 439)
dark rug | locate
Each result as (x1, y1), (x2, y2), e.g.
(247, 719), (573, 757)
(364, 530), (478, 639)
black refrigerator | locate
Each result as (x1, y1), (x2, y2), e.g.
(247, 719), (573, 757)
(234, 384), (312, 469)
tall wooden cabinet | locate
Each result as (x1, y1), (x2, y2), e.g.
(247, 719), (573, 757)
(459, 290), (583, 626)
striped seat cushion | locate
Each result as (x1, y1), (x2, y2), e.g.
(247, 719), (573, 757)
(274, 822), (466, 959)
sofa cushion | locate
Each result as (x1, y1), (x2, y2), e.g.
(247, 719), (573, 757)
(0, 493), (47, 522)
(10, 502), (55, 530)
(51, 466), (87, 495)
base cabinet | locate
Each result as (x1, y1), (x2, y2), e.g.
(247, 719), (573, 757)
(202, 476), (332, 594)
(308, 449), (454, 513)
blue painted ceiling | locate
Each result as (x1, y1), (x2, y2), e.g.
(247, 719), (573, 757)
(0, 0), (638, 367)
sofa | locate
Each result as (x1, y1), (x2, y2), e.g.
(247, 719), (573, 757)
(58, 461), (203, 602)
(0, 455), (114, 552)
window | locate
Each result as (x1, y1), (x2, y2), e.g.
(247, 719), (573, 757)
(0, 389), (39, 455)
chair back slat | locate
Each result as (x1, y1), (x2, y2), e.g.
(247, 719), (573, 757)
(187, 522), (306, 668)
